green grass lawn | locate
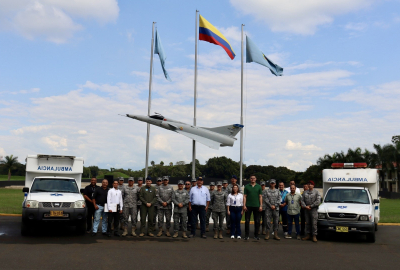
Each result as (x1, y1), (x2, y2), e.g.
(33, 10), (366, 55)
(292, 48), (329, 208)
(0, 175), (25, 181)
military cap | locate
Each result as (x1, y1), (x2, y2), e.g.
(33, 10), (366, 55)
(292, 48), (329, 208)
(308, 180), (315, 185)
(157, 177), (162, 182)
(128, 177), (134, 181)
(210, 182), (215, 186)
(163, 176), (169, 180)
(146, 176), (152, 180)
(178, 180), (184, 185)
(216, 181), (222, 186)
(138, 177), (143, 181)
(269, 179), (276, 184)
(191, 178), (197, 182)
(260, 181), (265, 186)
(231, 175), (237, 179)
(118, 177), (124, 181)
(222, 180), (228, 184)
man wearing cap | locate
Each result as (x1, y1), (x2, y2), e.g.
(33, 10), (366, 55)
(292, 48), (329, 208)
(226, 175), (242, 235)
(153, 177), (162, 232)
(185, 180), (192, 231)
(263, 179), (281, 240)
(191, 178), (196, 188)
(118, 177), (126, 231)
(211, 181), (227, 239)
(206, 182), (215, 232)
(136, 177), (144, 226)
(243, 175), (262, 240)
(139, 177), (158, 237)
(259, 181), (267, 235)
(122, 177), (139, 237)
(301, 181), (321, 242)
(188, 177), (210, 238)
(222, 180), (229, 193)
(157, 176), (174, 237)
(172, 180), (190, 238)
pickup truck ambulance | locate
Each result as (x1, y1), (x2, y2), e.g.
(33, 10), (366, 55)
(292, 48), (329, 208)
(21, 155), (87, 235)
(317, 163), (380, 243)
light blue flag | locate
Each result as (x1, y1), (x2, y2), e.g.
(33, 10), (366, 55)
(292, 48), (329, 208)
(246, 36), (283, 76)
(154, 29), (171, 81)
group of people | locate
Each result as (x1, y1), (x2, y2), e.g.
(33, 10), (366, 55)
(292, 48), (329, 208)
(83, 174), (321, 242)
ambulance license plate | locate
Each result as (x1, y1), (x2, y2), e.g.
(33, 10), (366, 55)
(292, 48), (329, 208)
(336, 226), (348, 233)
(50, 211), (63, 217)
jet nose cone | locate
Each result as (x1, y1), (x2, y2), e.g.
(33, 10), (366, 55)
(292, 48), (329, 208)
(126, 114), (138, 119)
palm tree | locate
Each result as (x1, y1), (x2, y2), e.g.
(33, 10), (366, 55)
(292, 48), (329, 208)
(150, 161), (155, 166)
(0, 155), (20, 181)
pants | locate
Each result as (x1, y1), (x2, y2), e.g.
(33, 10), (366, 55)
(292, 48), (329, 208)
(245, 206), (260, 237)
(158, 208), (172, 229)
(229, 206), (242, 237)
(300, 208), (306, 235)
(123, 206), (137, 227)
(212, 211), (226, 231)
(93, 205), (108, 233)
(120, 208), (124, 227)
(260, 210), (266, 230)
(140, 205), (155, 234)
(187, 206), (192, 229)
(226, 206), (231, 229)
(305, 208), (318, 236)
(173, 211), (187, 232)
(107, 212), (120, 233)
(191, 205), (206, 236)
(153, 206), (158, 229)
(288, 213), (300, 235)
(206, 208), (212, 227)
(86, 203), (95, 232)
(266, 208), (279, 232)
(279, 209), (288, 233)
(137, 205), (141, 222)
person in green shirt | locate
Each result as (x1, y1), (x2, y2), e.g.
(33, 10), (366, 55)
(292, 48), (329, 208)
(139, 177), (158, 237)
(282, 185), (302, 240)
(243, 175), (262, 240)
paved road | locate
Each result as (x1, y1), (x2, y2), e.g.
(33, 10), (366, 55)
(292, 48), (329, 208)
(0, 216), (399, 270)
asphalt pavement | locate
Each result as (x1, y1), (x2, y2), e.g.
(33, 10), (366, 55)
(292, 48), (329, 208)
(0, 216), (399, 270)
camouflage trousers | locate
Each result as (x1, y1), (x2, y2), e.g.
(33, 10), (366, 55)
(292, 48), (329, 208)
(212, 211), (226, 231)
(266, 208), (279, 232)
(157, 209), (172, 229)
(206, 208), (212, 227)
(173, 211), (187, 232)
(123, 207), (137, 227)
(305, 208), (318, 236)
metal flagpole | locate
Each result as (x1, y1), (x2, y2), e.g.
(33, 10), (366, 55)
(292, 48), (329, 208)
(145, 22), (156, 179)
(239, 24), (244, 187)
(192, 11), (199, 181)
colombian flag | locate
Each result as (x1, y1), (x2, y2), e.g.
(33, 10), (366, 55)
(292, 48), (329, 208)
(199, 15), (236, 60)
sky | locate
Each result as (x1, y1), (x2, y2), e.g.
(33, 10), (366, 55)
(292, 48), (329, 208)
(1, 0), (400, 172)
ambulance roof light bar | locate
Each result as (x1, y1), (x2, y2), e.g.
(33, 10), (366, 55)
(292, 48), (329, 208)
(331, 163), (367, 168)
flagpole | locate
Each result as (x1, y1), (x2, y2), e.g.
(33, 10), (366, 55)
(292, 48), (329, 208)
(145, 22), (156, 179)
(240, 24), (244, 187)
(192, 10), (199, 181)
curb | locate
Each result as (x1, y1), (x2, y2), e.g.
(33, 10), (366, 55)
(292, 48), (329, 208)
(0, 214), (22, 217)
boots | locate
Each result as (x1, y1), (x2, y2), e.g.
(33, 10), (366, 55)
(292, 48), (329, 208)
(312, 235), (318, 242)
(218, 231), (223, 239)
(302, 234), (311, 241)
(139, 233), (145, 237)
(122, 227), (128, 237)
(157, 229), (163, 237)
(274, 231), (280, 240)
(262, 228), (267, 235)
(264, 231), (270, 240)
(173, 232), (178, 238)
(166, 230), (171, 237)
(182, 232), (187, 239)
(131, 227), (137, 237)
(214, 230), (218, 239)
(148, 232), (154, 237)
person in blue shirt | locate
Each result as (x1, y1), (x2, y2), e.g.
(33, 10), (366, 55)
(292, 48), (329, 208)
(188, 177), (210, 239)
(278, 182), (289, 237)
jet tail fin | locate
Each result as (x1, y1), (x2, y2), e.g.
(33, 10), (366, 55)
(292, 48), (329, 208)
(202, 124), (244, 138)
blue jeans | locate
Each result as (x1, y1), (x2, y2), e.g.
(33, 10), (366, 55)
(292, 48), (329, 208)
(229, 206), (242, 237)
(93, 205), (108, 233)
(287, 213), (300, 235)
(191, 205), (206, 236)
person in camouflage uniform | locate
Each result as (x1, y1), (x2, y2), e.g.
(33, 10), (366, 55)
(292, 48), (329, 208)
(206, 182), (215, 232)
(185, 180), (193, 231)
(153, 177), (162, 231)
(117, 177), (126, 230)
(211, 182), (228, 239)
(263, 179), (281, 240)
(157, 176), (173, 237)
(136, 177), (144, 226)
(172, 180), (190, 238)
(226, 176), (242, 235)
(122, 177), (139, 237)
(301, 180), (321, 242)
(259, 181), (267, 235)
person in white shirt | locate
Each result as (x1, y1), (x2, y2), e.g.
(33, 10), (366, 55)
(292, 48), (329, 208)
(107, 180), (123, 237)
(285, 180), (301, 194)
(226, 184), (244, 239)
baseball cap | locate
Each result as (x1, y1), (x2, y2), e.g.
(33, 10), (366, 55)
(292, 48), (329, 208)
(157, 177), (162, 182)
(222, 180), (228, 184)
(191, 179), (197, 182)
(119, 177), (124, 181)
(231, 175), (237, 179)
(138, 177), (143, 181)
(128, 177), (134, 181)
(197, 176), (203, 181)
(210, 182), (215, 186)
(163, 176), (169, 180)
(146, 176), (152, 180)
(178, 180), (184, 185)
(217, 181), (222, 186)
(269, 179), (276, 184)
(260, 181), (265, 186)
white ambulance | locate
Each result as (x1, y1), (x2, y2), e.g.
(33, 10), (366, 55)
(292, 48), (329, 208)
(21, 155), (87, 235)
(317, 163), (380, 243)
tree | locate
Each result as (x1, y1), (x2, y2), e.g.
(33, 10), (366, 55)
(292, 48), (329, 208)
(205, 156), (239, 179)
(169, 162), (173, 166)
(176, 161), (185, 166)
(160, 161), (164, 166)
(151, 161), (155, 166)
(88, 166), (99, 178)
(0, 155), (20, 180)
(302, 165), (322, 186)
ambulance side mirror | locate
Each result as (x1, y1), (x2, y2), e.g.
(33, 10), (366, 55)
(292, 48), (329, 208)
(22, 187), (29, 193)
(373, 199), (380, 204)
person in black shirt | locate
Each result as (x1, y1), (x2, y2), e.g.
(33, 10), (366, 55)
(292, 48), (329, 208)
(92, 179), (109, 236)
(83, 177), (99, 233)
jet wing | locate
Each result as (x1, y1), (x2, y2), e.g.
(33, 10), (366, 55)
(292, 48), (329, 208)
(174, 130), (220, 150)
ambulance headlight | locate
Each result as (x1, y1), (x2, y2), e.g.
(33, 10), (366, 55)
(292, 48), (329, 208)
(359, 215), (368, 221)
(74, 200), (85, 208)
(318, 213), (327, 219)
(26, 200), (39, 208)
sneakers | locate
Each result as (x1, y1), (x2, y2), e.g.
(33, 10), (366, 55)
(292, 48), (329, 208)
(231, 235), (235, 239)
(201, 234), (207, 239)
(285, 234), (292, 239)
(253, 236), (260, 240)
(188, 234), (195, 238)
(244, 236), (249, 240)
(297, 235), (301, 240)
(237, 236), (241, 239)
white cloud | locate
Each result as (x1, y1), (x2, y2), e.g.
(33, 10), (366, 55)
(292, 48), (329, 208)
(0, 0), (119, 43)
(230, 0), (375, 35)
(42, 135), (68, 150)
(345, 22), (368, 31)
(11, 125), (51, 135)
(0, 148), (6, 158)
(0, 88), (40, 95)
(78, 130), (87, 135)
(285, 140), (322, 151)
